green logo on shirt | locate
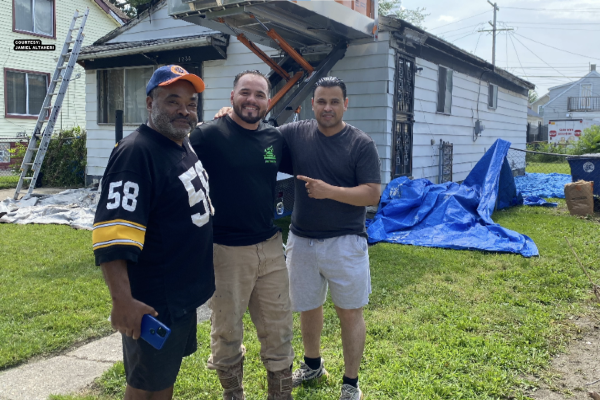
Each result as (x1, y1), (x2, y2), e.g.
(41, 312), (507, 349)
(264, 146), (276, 164)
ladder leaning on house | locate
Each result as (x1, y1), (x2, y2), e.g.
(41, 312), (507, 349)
(13, 8), (90, 200)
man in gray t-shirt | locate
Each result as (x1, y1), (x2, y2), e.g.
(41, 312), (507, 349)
(280, 77), (381, 400)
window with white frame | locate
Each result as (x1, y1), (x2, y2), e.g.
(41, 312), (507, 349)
(97, 67), (155, 124)
(5, 69), (48, 116)
(14, 0), (54, 37)
(436, 66), (453, 114)
(488, 83), (498, 109)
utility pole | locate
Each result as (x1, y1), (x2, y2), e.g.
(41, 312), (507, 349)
(489, 1), (498, 67)
(478, 1), (513, 70)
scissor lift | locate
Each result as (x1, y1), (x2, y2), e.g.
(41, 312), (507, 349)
(168, 0), (377, 126)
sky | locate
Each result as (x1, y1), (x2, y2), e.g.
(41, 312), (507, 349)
(401, 0), (600, 98)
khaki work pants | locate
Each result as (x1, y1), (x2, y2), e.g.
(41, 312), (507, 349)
(207, 232), (294, 373)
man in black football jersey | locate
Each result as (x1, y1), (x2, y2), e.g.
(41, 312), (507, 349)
(93, 65), (214, 400)
(189, 71), (294, 400)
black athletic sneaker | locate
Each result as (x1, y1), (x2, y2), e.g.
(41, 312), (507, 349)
(291, 360), (329, 388)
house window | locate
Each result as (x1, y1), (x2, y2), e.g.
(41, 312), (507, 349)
(5, 69), (48, 117)
(580, 84), (592, 109)
(437, 66), (453, 114)
(97, 67), (154, 124)
(14, 0), (54, 37)
(488, 83), (498, 109)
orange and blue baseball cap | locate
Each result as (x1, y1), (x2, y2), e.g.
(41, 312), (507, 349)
(146, 65), (205, 95)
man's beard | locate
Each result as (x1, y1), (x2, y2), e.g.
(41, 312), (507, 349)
(233, 101), (266, 124)
(317, 112), (339, 128)
(150, 106), (197, 141)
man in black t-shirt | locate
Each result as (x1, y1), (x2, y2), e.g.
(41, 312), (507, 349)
(93, 65), (214, 399)
(189, 71), (294, 400)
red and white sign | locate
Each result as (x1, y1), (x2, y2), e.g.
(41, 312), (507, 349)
(548, 119), (598, 144)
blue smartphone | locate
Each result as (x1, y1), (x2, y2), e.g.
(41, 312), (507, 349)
(140, 314), (171, 350)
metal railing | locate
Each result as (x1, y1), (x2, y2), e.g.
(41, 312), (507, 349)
(567, 96), (600, 112)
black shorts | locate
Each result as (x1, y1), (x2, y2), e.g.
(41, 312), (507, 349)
(122, 308), (197, 392)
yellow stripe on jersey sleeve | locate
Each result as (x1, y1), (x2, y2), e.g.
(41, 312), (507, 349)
(93, 219), (146, 229)
(92, 221), (146, 251)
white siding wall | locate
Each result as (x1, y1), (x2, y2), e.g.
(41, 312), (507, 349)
(107, 3), (213, 43)
(0, 0), (119, 138)
(330, 35), (394, 186)
(412, 58), (528, 182)
(86, 33), (529, 185)
(85, 70), (120, 179)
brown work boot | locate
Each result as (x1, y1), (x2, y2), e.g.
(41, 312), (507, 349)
(217, 358), (245, 400)
(267, 368), (293, 400)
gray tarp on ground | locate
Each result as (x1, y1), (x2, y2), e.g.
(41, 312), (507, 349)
(0, 189), (98, 230)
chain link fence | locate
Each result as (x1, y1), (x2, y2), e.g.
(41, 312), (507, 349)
(0, 137), (28, 189)
(507, 147), (571, 176)
(507, 147), (600, 196)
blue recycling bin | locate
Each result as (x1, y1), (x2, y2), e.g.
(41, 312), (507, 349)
(567, 155), (600, 196)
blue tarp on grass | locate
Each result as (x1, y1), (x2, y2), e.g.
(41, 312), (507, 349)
(367, 139), (539, 257)
(514, 172), (571, 199)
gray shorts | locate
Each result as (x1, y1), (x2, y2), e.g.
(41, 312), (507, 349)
(285, 232), (371, 312)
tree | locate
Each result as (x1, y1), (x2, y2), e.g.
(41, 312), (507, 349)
(379, 0), (429, 29)
(528, 90), (538, 105)
(106, 0), (150, 18)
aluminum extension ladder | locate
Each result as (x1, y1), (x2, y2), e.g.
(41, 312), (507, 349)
(14, 8), (89, 200)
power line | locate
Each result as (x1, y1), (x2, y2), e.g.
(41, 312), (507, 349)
(436, 22), (486, 36)
(449, 31), (480, 43)
(507, 31), (528, 80)
(503, 7), (600, 11)
(502, 21), (599, 25)
(513, 27), (600, 31)
(512, 32), (600, 61)
(473, 32), (483, 54)
(429, 10), (490, 31)
(509, 32), (573, 82)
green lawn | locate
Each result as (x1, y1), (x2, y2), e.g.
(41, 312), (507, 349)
(50, 204), (600, 400)
(525, 162), (571, 175)
(0, 174), (19, 189)
(0, 225), (112, 370)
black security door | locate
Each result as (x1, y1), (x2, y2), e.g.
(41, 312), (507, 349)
(392, 53), (416, 178)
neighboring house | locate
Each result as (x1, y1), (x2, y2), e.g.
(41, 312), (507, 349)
(527, 108), (543, 125)
(540, 65), (600, 125)
(0, 0), (126, 140)
(79, 0), (534, 187)
(530, 92), (549, 115)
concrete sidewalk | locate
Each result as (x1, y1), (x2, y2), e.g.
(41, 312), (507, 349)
(0, 305), (211, 400)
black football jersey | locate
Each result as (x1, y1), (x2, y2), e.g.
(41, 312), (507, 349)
(93, 124), (215, 320)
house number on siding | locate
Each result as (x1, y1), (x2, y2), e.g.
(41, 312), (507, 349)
(179, 56), (192, 62)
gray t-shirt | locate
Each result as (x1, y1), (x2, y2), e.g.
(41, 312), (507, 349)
(279, 119), (381, 239)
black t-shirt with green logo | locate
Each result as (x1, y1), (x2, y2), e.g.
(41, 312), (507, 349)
(190, 116), (291, 246)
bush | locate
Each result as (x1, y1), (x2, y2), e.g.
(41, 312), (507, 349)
(526, 142), (568, 163)
(9, 127), (86, 188)
(570, 125), (600, 155)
